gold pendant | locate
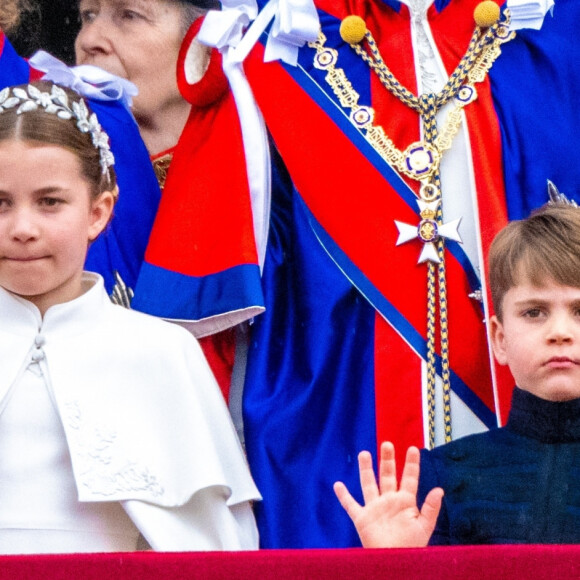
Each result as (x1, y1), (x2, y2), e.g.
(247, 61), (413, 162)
(400, 142), (441, 180)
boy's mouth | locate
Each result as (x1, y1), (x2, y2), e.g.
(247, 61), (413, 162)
(545, 357), (578, 368)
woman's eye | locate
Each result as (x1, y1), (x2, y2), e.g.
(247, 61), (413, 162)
(121, 9), (142, 21)
(79, 9), (97, 24)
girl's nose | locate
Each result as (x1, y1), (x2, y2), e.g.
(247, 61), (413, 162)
(9, 209), (39, 242)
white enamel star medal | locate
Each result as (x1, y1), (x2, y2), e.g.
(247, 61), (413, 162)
(395, 184), (462, 263)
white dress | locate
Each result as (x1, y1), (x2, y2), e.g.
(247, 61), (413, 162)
(0, 273), (261, 553)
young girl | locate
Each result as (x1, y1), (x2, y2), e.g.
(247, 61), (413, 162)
(0, 81), (260, 554)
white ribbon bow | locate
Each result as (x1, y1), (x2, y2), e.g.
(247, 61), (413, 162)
(28, 51), (138, 108)
(200, 0), (259, 50)
(199, 0), (319, 66)
(263, 0), (320, 64)
(507, 0), (555, 31)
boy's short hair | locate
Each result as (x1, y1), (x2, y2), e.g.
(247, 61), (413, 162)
(489, 204), (580, 320)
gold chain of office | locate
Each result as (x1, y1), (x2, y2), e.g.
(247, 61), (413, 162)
(309, 4), (515, 448)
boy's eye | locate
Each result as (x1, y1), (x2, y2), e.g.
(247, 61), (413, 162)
(522, 308), (543, 318)
(0, 198), (11, 210)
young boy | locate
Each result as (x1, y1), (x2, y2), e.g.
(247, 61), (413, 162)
(335, 202), (580, 546)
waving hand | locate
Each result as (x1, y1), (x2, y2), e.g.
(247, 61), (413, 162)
(334, 441), (443, 548)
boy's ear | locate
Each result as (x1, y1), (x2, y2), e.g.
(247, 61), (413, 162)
(489, 314), (508, 366)
(88, 190), (115, 242)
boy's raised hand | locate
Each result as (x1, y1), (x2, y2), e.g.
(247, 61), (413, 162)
(333, 441), (443, 548)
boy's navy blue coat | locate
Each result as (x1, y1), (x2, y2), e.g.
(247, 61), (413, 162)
(419, 388), (580, 544)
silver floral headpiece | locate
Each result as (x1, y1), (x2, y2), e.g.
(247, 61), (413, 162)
(0, 83), (115, 177)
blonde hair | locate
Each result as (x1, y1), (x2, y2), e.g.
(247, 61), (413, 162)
(489, 204), (580, 321)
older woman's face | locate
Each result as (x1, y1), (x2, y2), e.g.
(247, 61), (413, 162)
(75, 0), (185, 121)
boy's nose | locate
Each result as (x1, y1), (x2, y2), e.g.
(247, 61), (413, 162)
(547, 314), (574, 344)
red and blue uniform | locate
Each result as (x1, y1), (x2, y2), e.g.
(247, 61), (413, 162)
(243, 0), (580, 548)
(125, 0), (580, 547)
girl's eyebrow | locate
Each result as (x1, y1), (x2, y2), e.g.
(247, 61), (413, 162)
(34, 187), (65, 194)
(0, 186), (68, 196)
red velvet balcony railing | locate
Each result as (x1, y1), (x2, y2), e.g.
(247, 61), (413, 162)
(1, 545), (580, 580)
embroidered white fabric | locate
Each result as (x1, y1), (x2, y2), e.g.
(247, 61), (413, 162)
(0, 363), (139, 554)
